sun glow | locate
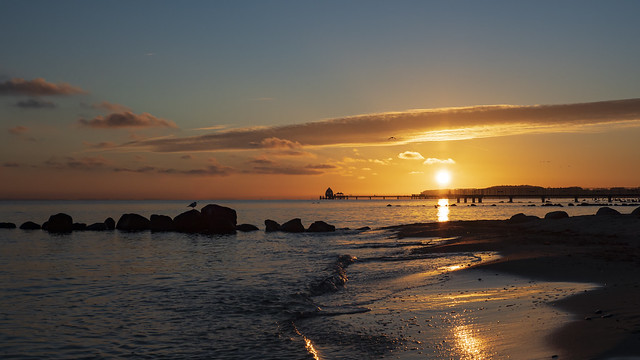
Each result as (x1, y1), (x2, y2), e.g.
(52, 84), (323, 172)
(435, 169), (452, 187)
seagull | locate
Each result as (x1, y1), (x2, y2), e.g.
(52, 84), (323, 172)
(188, 201), (197, 209)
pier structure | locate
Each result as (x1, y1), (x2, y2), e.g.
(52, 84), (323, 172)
(320, 186), (640, 203)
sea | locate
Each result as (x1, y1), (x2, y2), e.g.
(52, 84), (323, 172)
(0, 198), (637, 359)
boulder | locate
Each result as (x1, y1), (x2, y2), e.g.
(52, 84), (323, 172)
(307, 221), (336, 232)
(632, 206), (640, 216)
(41, 221), (49, 230)
(173, 210), (205, 233)
(150, 214), (175, 232)
(236, 223), (259, 232)
(86, 222), (108, 231)
(281, 218), (305, 233)
(508, 213), (540, 224)
(596, 207), (621, 216)
(47, 213), (73, 233)
(72, 223), (87, 231)
(201, 204), (237, 234)
(544, 211), (569, 220)
(265, 219), (281, 232)
(0, 222), (16, 229)
(20, 221), (41, 230)
(356, 226), (371, 231)
(104, 217), (116, 230)
(116, 213), (151, 231)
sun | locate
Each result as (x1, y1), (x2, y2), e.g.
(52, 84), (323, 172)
(435, 169), (452, 187)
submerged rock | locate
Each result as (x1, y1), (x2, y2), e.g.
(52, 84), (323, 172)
(281, 218), (305, 233)
(86, 222), (108, 231)
(150, 214), (175, 232)
(47, 213), (73, 233)
(544, 211), (569, 220)
(20, 221), (41, 230)
(596, 207), (621, 216)
(0, 222), (16, 229)
(307, 220), (336, 232)
(236, 223), (259, 232)
(116, 213), (151, 231)
(72, 223), (87, 231)
(265, 219), (281, 232)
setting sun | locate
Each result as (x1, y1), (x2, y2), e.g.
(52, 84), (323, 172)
(435, 169), (452, 187)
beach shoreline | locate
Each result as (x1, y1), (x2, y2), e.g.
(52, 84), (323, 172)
(389, 210), (640, 359)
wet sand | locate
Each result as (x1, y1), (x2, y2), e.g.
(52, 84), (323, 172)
(389, 210), (640, 359)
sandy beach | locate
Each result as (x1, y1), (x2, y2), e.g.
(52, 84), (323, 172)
(380, 209), (640, 359)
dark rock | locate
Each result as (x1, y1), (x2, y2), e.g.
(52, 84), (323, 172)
(281, 218), (305, 233)
(0, 222), (16, 229)
(104, 217), (116, 230)
(307, 220), (336, 232)
(173, 210), (205, 233)
(568, 203), (575, 206)
(265, 219), (281, 232)
(632, 206), (640, 216)
(116, 213), (151, 231)
(596, 207), (621, 216)
(508, 213), (540, 223)
(544, 211), (569, 220)
(356, 226), (371, 231)
(42, 221), (48, 230)
(47, 213), (73, 233)
(236, 223), (259, 232)
(72, 223), (87, 231)
(201, 204), (237, 234)
(86, 222), (108, 231)
(20, 221), (41, 230)
(150, 214), (175, 232)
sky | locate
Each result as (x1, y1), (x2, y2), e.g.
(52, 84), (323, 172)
(1, 0), (640, 200)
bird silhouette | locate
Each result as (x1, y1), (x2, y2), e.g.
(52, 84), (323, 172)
(188, 201), (197, 209)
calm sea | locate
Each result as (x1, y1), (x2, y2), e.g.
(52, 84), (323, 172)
(0, 199), (637, 359)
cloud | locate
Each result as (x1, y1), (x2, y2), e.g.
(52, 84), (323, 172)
(44, 156), (111, 170)
(123, 98), (640, 153)
(180, 155), (193, 160)
(248, 166), (323, 175)
(8, 126), (28, 135)
(0, 78), (86, 96)
(2, 162), (21, 168)
(83, 141), (118, 149)
(423, 158), (456, 165)
(254, 137), (302, 149)
(79, 111), (178, 129)
(113, 165), (234, 176)
(398, 151), (424, 160)
(306, 163), (338, 170)
(15, 98), (56, 109)
(91, 101), (132, 113)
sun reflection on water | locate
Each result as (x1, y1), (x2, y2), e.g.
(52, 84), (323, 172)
(437, 198), (449, 222)
(452, 323), (491, 360)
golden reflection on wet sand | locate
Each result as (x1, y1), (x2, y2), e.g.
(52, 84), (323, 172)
(437, 198), (449, 222)
(294, 326), (320, 360)
(452, 323), (493, 360)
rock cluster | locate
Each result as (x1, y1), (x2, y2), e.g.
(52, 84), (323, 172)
(263, 218), (336, 233)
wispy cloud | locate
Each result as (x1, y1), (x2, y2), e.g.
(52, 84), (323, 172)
(0, 78), (86, 96)
(91, 101), (132, 113)
(83, 141), (118, 149)
(123, 98), (640, 152)
(44, 156), (111, 170)
(79, 111), (178, 129)
(398, 151), (424, 160)
(8, 126), (29, 135)
(423, 158), (455, 165)
(15, 98), (56, 109)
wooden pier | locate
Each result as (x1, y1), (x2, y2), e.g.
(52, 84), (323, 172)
(320, 186), (640, 203)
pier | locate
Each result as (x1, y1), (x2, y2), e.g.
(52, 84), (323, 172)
(320, 186), (640, 203)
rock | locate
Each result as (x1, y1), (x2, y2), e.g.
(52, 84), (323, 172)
(236, 223), (259, 232)
(150, 214), (175, 232)
(281, 218), (305, 233)
(632, 206), (640, 216)
(73, 223), (87, 231)
(508, 213), (540, 223)
(104, 217), (116, 230)
(173, 210), (205, 233)
(265, 219), (281, 232)
(116, 213), (151, 231)
(0, 222), (16, 229)
(307, 220), (336, 232)
(20, 221), (41, 230)
(201, 204), (237, 234)
(544, 211), (569, 220)
(47, 213), (73, 233)
(41, 221), (49, 230)
(356, 226), (371, 231)
(596, 207), (621, 216)
(86, 222), (108, 231)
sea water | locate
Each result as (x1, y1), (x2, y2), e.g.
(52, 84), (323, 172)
(0, 199), (636, 359)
